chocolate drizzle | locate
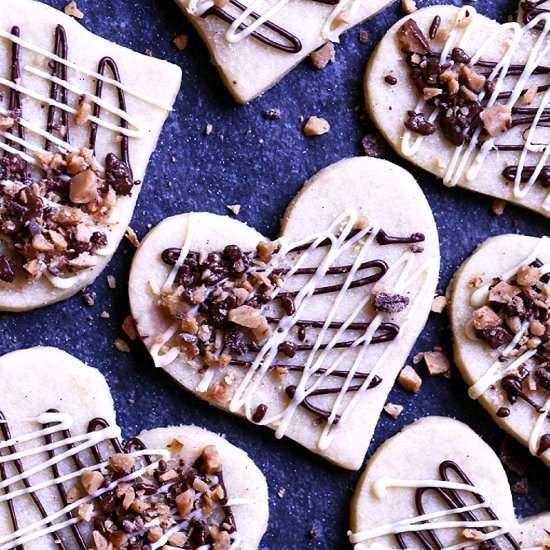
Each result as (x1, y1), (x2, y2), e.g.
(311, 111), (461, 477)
(522, 0), (550, 29)
(201, 0), (302, 53)
(395, 461), (520, 550)
(0, 409), (237, 547)
(161, 227), (424, 423)
(399, 16), (550, 189)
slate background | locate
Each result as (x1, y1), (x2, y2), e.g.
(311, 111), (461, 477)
(2, 0), (549, 548)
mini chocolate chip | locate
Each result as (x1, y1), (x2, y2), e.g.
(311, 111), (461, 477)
(279, 293), (295, 316)
(384, 74), (397, 85)
(429, 15), (441, 40)
(538, 433), (550, 455)
(252, 404), (268, 423)
(497, 407), (510, 418)
(278, 341), (297, 358)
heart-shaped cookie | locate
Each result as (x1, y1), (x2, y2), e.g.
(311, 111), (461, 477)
(0, 0), (181, 311)
(365, 3), (550, 217)
(349, 416), (550, 549)
(129, 157), (440, 470)
(0, 346), (268, 549)
(450, 234), (550, 468)
(175, 0), (394, 103)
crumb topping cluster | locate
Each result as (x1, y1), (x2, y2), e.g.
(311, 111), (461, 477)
(0, 144), (137, 284)
(80, 444), (236, 549)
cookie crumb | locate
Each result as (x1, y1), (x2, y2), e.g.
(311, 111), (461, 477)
(114, 338), (131, 353)
(359, 30), (369, 44)
(64, 1), (84, 19)
(204, 123), (213, 136)
(402, 0), (417, 14)
(173, 34), (189, 51)
(277, 486), (286, 499)
(361, 132), (386, 158)
(491, 199), (507, 216)
(308, 527), (318, 539)
(81, 289), (96, 307)
(511, 477), (529, 495)
(122, 315), (139, 340)
(303, 116), (330, 136)
(310, 42), (335, 69)
(125, 227), (140, 247)
(412, 352), (424, 365)
(384, 403), (403, 419)
(226, 204), (241, 216)
(431, 295), (447, 313)
(107, 275), (117, 289)
(424, 350), (451, 376)
(399, 366), (422, 393)
(263, 108), (281, 120)
(99, 311), (110, 319)
(0, 116), (14, 131)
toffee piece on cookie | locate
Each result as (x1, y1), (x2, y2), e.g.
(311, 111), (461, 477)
(0, 0), (181, 311)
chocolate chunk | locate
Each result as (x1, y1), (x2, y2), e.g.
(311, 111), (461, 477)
(373, 293), (410, 313)
(397, 19), (431, 55)
(279, 293), (295, 316)
(252, 404), (268, 423)
(496, 407), (510, 418)
(361, 132), (387, 158)
(405, 111), (436, 135)
(105, 153), (136, 196)
(501, 375), (523, 404)
(384, 74), (397, 85)
(278, 341), (297, 358)
(535, 365), (550, 393)
(0, 255), (15, 283)
(477, 327), (513, 349)
(451, 47), (470, 63)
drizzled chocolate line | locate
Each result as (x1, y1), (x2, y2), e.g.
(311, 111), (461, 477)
(395, 460), (520, 550)
(201, 0), (302, 53)
(522, 0), (550, 29)
(5, 24), (133, 173)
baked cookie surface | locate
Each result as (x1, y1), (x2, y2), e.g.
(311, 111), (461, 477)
(129, 157), (440, 470)
(349, 417), (550, 549)
(175, 0), (395, 103)
(0, 0), (181, 311)
(0, 346), (268, 549)
(450, 234), (550, 468)
(365, 2), (550, 217)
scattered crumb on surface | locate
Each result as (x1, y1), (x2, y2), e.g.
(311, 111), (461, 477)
(263, 108), (281, 121)
(226, 204), (241, 216)
(424, 350), (451, 376)
(431, 295), (447, 313)
(402, 0), (417, 14)
(173, 34), (189, 51)
(122, 315), (139, 340)
(114, 338), (131, 353)
(359, 30), (369, 44)
(277, 487), (286, 499)
(303, 116), (330, 136)
(383, 403), (403, 420)
(204, 124), (213, 136)
(310, 42), (335, 69)
(511, 477), (529, 495)
(361, 132), (386, 158)
(64, 1), (83, 19)
(99, 311), (110, 319)
(107, 275), (116, 289)
(399, 366), (422, 393)
(125, 227), (140, 248)
(492, 199), (506, 216)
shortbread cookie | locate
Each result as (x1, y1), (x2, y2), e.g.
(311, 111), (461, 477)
(0, 0), (181, 311)
(0, 347), (268, 549)
(175, 0), (395, 103)
(349, 417), (550, 549)
(365, 3), (550, 217)
(450, 234), (550, 468)
(129, 157), (440, 470)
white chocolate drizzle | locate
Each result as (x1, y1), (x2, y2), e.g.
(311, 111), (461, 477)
(400, 7), (550, 206)
(0, 411), (169, 549)
(349, 477), (510, 550)
(468, 236), (550, 455)
(155, 210), (436, 450)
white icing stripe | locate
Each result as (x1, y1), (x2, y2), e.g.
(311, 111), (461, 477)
(349, 477), (510, 550)
(0, 29), (173, 112)
(157, 209), (436, 449)
(0, 412), (169, 549)
(400, 8), (550, 204)
(0, 75), (145, 138)
(186, 0), (365, 43)
(529, 394), (550, 454)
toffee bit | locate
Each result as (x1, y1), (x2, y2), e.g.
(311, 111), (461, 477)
(114, 337), (131, 353)
(399, 365), (422, 393)
(226, 204), (241, 216)
(491, 199), (507, 216)
(423, 350), (451, 376)
(64, 1), (84, 19)
(173, 34), (189, 51)
(122, 315), (139, 340)
(405, 111), (436, 136)
(480, 105), (512, 137)
(252, 403), (268, 423)
(431, 295), (447, 313)
(383, 403), (403, 419)
(310, 42), (335, 69)
(373, 292), (410, 313)
(303, 116), (331, 136)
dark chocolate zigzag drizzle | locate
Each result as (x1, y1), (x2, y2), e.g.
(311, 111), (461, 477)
(5, 24), (133, 174)
(200, 0), (341, 53)
(522, 0), (550, 29)
(394, 460), (520, 550)
(0, 409), (236, 548)
(403, 18), (550, 188)
(162, 228), (424, 422)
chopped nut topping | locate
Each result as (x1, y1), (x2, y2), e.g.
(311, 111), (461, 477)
(109, 453), (135, 475)
(74, 95), (93, 126)
(521, 84), (538, 106)
(82, 470), (104, 495)
(399, 365), (422, 393)
(77, 502), (94, 522)
(69, 169), (98, 204)
(202, 445), (223, 474)
(122, 315), (139, 340)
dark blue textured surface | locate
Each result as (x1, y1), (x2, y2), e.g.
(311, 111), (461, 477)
(3, 0), (549, 548)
